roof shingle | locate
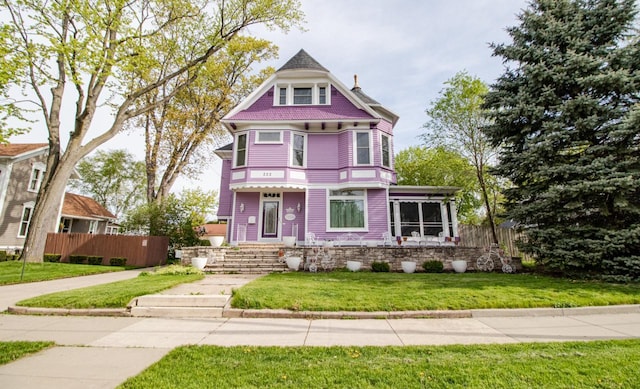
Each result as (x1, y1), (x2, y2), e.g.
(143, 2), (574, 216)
(61, 193), (116, 220)
(0, 143), (48, 157)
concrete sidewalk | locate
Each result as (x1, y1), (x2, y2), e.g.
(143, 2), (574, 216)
(1, 272), (639, 388)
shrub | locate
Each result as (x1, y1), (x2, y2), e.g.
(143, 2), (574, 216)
(87, 256), (103, 265)
(109, 257), (127, 266)
(43, 254), (61, 263)
(199, 239), (212, 246)
(371, 261), (390, 272)
(422, 260), (444, 273)
(0, 251), (7, 262)
(152, 264), (202, 275)
(69, 255), (87, 264)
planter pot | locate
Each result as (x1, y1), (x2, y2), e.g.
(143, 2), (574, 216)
(283, 236), (296, 247)
(191, 257), (208, 270)
(285, 256), (302, 271)
(174, 249), (183, 259)
(208, 236), (224, 247)
(346, 260), (362, 272)
(451, 260), (467, 273)
(401, 261), (417, 273)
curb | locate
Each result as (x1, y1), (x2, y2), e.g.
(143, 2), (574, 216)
(7, 304), (639, 319)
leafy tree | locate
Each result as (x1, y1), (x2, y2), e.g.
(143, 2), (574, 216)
(123, 189), (215, 248)
(0, 24), (27, 141)
(69, 149), (145, 219)
(1, 0), (303, 262)
(483, 0), (640, 280)
(422, 71), (502, 243)
(142, 36), (278, 204)
(395, 146), (483, 224)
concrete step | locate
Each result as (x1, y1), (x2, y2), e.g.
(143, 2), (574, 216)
(132, 294), (230, 307)
(130, 306), (224, 318)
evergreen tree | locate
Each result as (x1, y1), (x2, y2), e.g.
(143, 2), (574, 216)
(484, 0), (640, 280)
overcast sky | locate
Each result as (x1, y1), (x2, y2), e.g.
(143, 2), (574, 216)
(11, 0), (529, 194)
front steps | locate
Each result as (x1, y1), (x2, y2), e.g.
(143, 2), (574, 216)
(200, 244), (291, 274)
(129, 294), (230, 318)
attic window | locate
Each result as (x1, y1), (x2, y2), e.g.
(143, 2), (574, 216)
(293, 88), (312, 104)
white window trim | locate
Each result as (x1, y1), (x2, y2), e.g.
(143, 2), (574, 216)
(380, 133), (391, 168)
(274, 83), (331, 106)
(326, 189), (368, 232)
(233, 132), (248, 168)
(290, 132), (307, 168)
(88, 220), (98, 234)
(18, 201), (35, 238)
(353, 131), (373, 166)
(255, 130), (283, 144)
(27, 162), (46, 193)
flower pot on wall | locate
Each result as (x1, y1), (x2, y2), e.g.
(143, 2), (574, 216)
(208, 236), (224, 247)
(401, 261), (416, 273)
(283, 236), (296, 247)
(346, 260), (361, 272)
(286, 256), (302, 271)
(191, 257), (207, 270)
(451, 260), (467, 273)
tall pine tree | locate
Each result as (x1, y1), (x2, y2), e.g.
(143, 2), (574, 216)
(484, 0), (640, 280)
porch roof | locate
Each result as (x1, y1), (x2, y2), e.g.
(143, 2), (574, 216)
(389, 185), (460, 196)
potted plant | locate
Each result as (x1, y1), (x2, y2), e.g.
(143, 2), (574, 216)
(346, 260), (362, 272)
(191, 257), (208, 270)
(208, 236), (224, 247)
(285, 256), (302, 270)
(283, 236), (296, 247)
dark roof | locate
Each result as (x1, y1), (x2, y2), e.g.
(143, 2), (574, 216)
(351, 86), (381, 105)
(278, 49), (328, 72)
(216, 143), (233, 151)
(0, 143), (48, 157)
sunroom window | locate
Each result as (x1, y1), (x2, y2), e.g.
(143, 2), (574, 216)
(328, 190), (366, 230)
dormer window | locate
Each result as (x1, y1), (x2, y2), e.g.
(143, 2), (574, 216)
(293, 87), (312, 104)
(275, 83), (330, 106)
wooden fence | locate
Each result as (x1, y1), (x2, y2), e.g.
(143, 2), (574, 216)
(45, 233), (169, 267)
(458, 225), (531, 260)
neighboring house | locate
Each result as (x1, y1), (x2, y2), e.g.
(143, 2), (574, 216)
(0, 143), (49, 251)
(59, 192), (118, 235)
(215, 49), (459, 245)
(0, 143), (117, 252)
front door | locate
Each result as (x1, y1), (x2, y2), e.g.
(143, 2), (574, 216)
(261, 193), (281, 240)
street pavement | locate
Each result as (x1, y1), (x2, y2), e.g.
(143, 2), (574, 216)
(0, 270), (639, 388)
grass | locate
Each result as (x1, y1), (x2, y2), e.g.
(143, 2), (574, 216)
(16, 266), (204, 309)
(0, 341), (54, 365)
(231, 272), (640, 311)
(0, 260), (124, 285)
(118, 339), (640, 388)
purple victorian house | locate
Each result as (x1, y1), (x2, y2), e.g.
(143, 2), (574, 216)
(215, 50), (459, 245)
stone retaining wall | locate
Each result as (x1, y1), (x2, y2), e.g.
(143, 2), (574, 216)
(182, 245), (522, 273)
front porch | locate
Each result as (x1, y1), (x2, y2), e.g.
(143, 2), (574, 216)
(181, 244), (522, 274)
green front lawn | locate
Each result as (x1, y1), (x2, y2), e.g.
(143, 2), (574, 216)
(16, 268), (204, 309)
(0, 261), (124, 285)
(0, 341), (54, 365)
(119, 340), (640, 388)
(231, 272), (640, 311)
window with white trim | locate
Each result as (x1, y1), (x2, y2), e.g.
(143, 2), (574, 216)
(381, 134), (391, 168)
(256, 131), (282, 144)
(291, 133), (306, 167)
(235, 133), (247, 167)
(328, 190), (367, 230)
(354, 131), (372, 165)
(275, 83), (330, 105)
(18, 203), (34, 238)
(28, 164), (45, 192)
(88, 220), (98, 234)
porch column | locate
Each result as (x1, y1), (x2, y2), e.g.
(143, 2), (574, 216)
(449, 200), (459, 237)
(440, 201), (450, 237)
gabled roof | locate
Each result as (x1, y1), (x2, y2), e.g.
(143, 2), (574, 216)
(61, 192), (116, 221)
(0, 143), (48, 158)
(277, 49), (328, 72)
(222, 49), (399, 127)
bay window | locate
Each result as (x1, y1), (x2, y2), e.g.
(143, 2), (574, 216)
(328, 190), (367, 230)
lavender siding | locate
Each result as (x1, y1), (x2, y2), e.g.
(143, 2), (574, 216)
(233, 192), (260, 241)
(282, 192), (305, 240)
(247, 131), (290, 167)
(364, 189), (389, 239)
(217, 159), (232, 218)
(306, 188), (327, 239)
(307, 134), (339, 169)
(229, 86), (375, 121)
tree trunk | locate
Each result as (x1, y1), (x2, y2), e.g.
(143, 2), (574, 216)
(477, 168), (499, 244)
(20, 158), (77, 262)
